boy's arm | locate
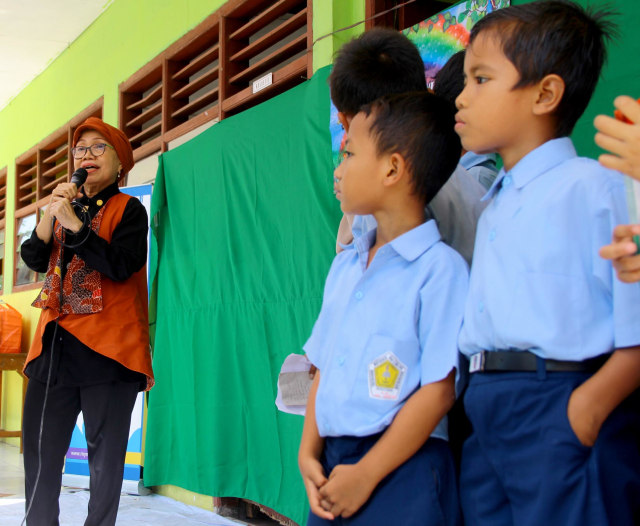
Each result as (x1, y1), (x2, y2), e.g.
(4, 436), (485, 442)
(318, 369), (456, 518)
(298, 372), (334, 521)
(568, 346), (640, 446)
(594, 95), (640, 180)
(599, 224), (640, 283)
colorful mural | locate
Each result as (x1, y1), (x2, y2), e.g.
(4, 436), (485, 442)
(404, 0), (510, 89)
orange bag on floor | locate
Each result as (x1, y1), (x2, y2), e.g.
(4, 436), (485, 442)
(0, 301), (22, 353)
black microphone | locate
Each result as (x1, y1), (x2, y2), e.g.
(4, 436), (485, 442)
(70, 167), (88, 188)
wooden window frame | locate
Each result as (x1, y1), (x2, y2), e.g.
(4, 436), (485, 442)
(119, 0), (312, 159)
(13, 100), (103, 292)
(366, 0), (458, 31)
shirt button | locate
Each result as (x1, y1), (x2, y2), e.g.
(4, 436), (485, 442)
(355, 291), (364, 300)
(489, 229), (496, 242)
(338, 356), (345, 366)
(503, 175), (512, 187)
(478, 301), (484, 313)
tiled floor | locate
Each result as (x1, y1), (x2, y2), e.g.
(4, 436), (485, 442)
(0, 441), (246, 525)
(0, 440), (24, 499)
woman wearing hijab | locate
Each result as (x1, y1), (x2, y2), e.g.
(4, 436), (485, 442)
(20, 117), (154, 526)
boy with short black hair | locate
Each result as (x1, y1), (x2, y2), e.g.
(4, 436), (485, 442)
(455, 2), (640, 525)
(331, 28), (486, 265)
(299, 91), (466, 526)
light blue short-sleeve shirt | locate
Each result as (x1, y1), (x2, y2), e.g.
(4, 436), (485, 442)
(305, 220), (468, 439)
(459, 138), (640, 360)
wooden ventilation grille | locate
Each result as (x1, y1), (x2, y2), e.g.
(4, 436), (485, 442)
(40, 133), (69, 199)
(121, 63), (163, 158)
(14, 99), (102, 216)
(119, 0), (312, 152)
(0, 167), (6, 223)
(166, 19), (220, 136)
(222, 0), (310, 115)
(16, 150), (38, 209)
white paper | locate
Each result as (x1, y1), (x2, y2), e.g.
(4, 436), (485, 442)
(275, 353), (313, 416)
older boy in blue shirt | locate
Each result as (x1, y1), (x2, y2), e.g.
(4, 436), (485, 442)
(455, 2), (640, 525)
(299, 92), (467, 526)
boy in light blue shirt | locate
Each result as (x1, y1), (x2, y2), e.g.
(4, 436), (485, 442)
(455, 2), (640, 525)
(299, 92), (467, 525)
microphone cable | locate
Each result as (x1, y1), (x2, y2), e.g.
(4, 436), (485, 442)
(52, 202), (92, 248)
(21, 320), (60, 526)
(22, 167), (87, 525)
(21, 264), (65, 526)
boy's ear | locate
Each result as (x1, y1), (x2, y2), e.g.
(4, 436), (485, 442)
(337, 111), (352, 132)
(533, 74), (565, 116)
(382, 152), (407, 188)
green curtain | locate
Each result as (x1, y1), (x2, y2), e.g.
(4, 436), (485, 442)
(144, 66), (340, 525)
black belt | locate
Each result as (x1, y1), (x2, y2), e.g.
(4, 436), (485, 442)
(469, 350), (609, 373)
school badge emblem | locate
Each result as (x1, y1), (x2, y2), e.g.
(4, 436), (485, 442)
(368, 352), (407, 400)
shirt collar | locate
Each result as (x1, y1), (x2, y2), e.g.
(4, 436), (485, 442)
(460, 151), (498, 170)
(391, 219), (441, 261)
(354, 219), (442, 263)
(483, 137), (576, 199)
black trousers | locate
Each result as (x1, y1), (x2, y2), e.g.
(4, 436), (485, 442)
(23, 378), (139, 526)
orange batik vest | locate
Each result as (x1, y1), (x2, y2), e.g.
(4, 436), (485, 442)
(26, 192), (154, 390)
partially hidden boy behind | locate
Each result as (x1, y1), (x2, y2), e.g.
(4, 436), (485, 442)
(455, 2), (640, 526)
(332, 28), (487, 265)
(299, 92), (467, 526)
(433, 49), (499, 191)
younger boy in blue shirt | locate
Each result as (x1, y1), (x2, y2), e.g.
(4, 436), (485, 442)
(455, 2), (640, 525)
(299, 92), (467, 526)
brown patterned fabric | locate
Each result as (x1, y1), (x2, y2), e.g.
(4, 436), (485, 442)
(32, 208), (106, 315)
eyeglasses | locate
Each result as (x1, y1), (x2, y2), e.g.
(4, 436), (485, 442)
(71, 143), (113, 159)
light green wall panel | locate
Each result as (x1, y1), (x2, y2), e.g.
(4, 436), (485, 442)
(0, 0), (225, 165)
(313, 0), (365, 71)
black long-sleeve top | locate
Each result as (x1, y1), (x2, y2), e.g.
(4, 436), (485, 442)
(21, 182), (148, 387)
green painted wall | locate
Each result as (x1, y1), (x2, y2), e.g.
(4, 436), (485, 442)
(313, 0), (365, 71)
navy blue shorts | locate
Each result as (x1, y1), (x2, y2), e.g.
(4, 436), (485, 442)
(460, 370), (640, 526)
(307, 434), (461, 526)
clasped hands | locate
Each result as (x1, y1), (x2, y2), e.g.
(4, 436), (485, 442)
(300, 457), (376, 521)
(48, 183), (83, 233)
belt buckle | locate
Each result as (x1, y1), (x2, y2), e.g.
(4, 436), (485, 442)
(469, 351), (486, 373)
